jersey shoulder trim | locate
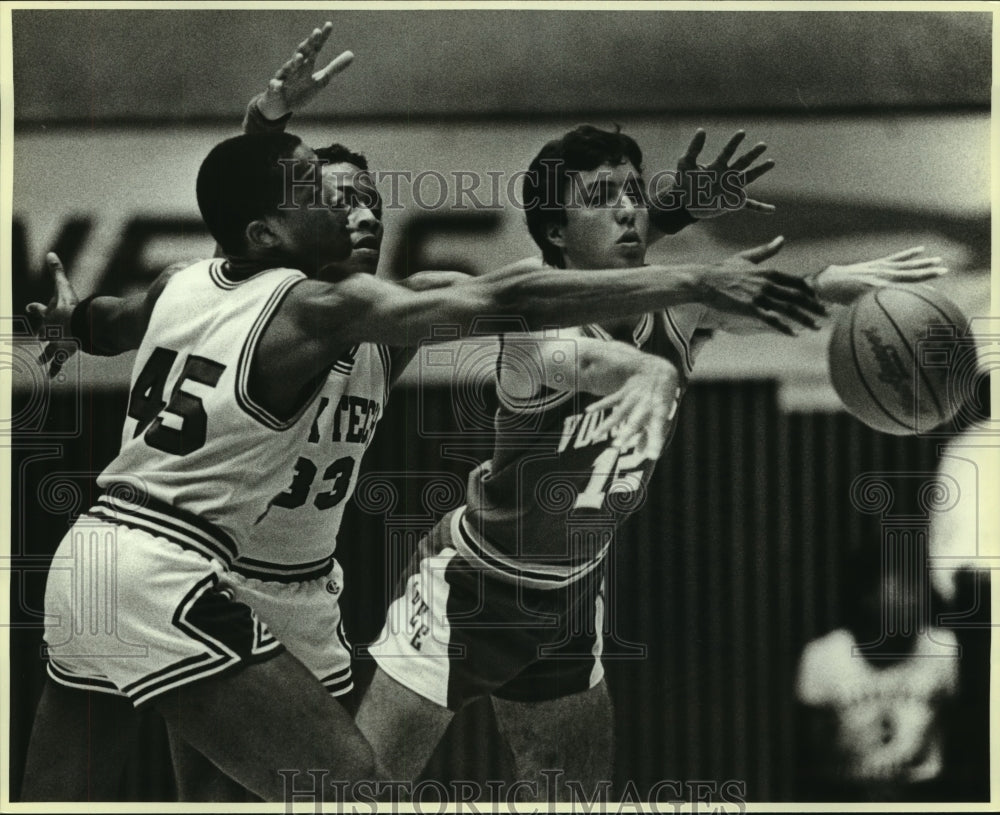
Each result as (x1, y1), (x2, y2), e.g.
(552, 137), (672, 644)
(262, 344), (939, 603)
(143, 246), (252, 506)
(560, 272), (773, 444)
(235, 275), (323, 431)
(662, 309), (695, 374)
(376, 344), (392, 403)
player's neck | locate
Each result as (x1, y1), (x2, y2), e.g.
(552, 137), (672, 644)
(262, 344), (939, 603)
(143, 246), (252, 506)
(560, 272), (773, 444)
(225, 251), (303, 280)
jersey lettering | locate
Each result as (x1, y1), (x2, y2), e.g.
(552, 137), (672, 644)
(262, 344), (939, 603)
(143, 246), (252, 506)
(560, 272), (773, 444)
(126, 347), (226, 456)
(267, 455), (357, 511)
(127, 346), (178, 437)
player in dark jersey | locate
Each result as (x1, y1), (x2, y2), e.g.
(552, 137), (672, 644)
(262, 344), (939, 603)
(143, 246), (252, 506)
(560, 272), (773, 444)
(356, 124), (949, 800)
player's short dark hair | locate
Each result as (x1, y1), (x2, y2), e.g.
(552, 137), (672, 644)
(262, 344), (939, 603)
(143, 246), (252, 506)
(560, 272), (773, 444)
(315, 143), (382, 220)
(196, 132), (309, 254)
(315, 143), (369, 170)
(523, 125), (644, 268)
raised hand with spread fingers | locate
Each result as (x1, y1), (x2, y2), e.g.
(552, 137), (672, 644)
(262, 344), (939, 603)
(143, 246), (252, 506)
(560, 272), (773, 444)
(255, 21), (355, 120)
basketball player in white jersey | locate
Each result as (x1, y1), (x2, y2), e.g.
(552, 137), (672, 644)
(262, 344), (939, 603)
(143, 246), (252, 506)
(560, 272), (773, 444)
(796, 558), (959, 801)
(355, 123), (950, 800)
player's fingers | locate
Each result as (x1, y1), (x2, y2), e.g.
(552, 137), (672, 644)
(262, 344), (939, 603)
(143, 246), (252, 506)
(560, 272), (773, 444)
(612, 401), (653, 449)
(49, 259), (77, 305)
(738, 235), (785, 263)
(300, 25), (329, 62)
(767, 282), (828, 317)
(729, 143), (767, 172)
(274, 55), (297, 81)
(753, 310), (796, 336)
(616, 431), (643, 453)
(594, 401), (633, 439)
(761, 269), (817, 295)
(315, 50), (354, 84)
(313, 21), (334, 51)
(712, 130), (746, 167)
(885, 268), (948, 282)
(45, 251), (67, 288)
(593, 393), (639, 438)
(880, 246), (925, 262)
(743, 198), (777, 214)
(283, 53), (306, 79)
(756, 295), (821, 330)
(26, 303), (46, 336)
(585, 391), (623, 415)
(741, 160), (775, 185)
(302, 28), (323, 61)
(888, 256), (943, 270)
(643, 423), (666, 460)
(679, 129), (706, 166)
(295, 34), (314, 58)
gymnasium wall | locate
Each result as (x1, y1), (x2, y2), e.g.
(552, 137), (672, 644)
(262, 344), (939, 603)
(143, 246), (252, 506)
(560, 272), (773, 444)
(11, 113), (992, 403)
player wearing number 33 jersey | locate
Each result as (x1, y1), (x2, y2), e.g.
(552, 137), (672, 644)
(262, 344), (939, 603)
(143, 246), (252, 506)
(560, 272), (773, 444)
(370, 304), (704, 709)
(45, 258), (390, 704)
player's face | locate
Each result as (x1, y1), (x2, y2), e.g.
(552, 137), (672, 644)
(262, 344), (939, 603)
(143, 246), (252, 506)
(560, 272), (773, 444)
(272, 145), (353, 273)
(554, 161), (649, 270)
(320, 162), (384, 278)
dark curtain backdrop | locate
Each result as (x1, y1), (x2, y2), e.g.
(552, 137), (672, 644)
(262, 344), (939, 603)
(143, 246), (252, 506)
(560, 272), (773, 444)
(9, 380), (988, 802)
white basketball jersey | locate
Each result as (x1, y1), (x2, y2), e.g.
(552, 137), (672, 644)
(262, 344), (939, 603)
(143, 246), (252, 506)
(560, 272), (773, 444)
(796, 627), (959, 783)
(96, 259), (327, 563)
(236, 342), (391, 578)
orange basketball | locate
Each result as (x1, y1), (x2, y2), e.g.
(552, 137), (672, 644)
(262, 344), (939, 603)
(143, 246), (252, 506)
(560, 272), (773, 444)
(827, 286), (970, 435)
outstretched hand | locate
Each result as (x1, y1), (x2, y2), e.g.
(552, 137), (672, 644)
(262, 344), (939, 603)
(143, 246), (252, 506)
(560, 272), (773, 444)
(586, 357), (681, 461)
(256, 22), (355, 120)
(699, 236), (827, 336)
(26, 252), (79, 378)
(670, 129), (776, 219)
(811, 247), (948, 305)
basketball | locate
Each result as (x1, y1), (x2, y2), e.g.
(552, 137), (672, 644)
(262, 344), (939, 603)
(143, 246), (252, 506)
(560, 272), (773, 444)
(827, 286), (970, 435)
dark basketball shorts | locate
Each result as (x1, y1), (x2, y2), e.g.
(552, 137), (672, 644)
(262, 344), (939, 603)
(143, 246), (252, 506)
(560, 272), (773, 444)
(367, 508), (606, 710)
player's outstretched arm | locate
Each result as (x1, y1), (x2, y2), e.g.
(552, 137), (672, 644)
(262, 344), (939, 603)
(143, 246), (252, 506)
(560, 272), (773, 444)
(26, 253), (187, 377)
(255, 250), (823, 415)
(273, 244), (824, 371)
(313, 246), (825, 345)
(243, 21), (354, 132)
(647, 129), (776, 243)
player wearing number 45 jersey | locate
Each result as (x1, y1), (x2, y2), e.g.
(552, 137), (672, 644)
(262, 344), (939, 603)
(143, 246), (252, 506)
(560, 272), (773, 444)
(355, 124), (950, 801)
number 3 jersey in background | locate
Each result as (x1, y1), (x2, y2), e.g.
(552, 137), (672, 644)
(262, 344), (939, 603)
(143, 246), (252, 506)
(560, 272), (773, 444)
(464, 307), (705, 581)
(96, 259), (390, 578)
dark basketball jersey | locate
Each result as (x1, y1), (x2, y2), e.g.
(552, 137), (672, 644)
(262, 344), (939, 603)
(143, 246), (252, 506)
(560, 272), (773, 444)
(464, 305), (705, 580)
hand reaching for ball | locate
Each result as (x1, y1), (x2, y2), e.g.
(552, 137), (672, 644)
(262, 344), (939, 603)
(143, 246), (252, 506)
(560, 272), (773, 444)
(811, 247), (948, 306)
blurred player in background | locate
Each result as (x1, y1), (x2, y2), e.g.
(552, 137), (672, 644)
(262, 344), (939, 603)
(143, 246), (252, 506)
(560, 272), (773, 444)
(795, 553), (959, 801)
(928, 399), (995, 801)
(355, 122), (949, 800)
